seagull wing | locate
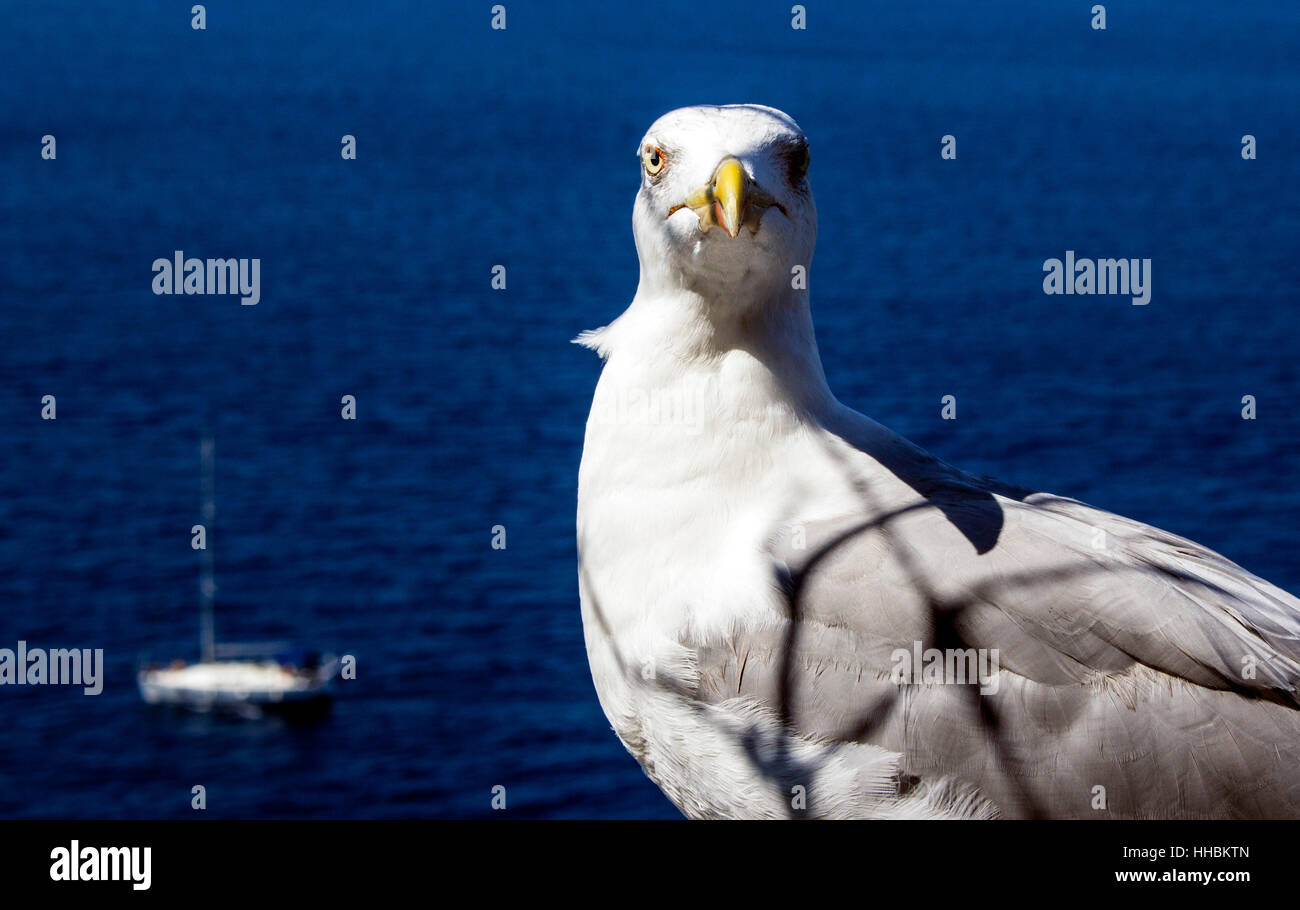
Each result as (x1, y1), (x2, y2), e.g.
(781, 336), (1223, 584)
(690, 481), (1300, 817)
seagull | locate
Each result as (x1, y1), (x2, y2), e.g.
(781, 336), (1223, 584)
(575, 104), (1300, 819)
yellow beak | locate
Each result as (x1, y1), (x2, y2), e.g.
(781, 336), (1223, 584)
(710, 158), (747, 238)
(673, 157), (783, 238)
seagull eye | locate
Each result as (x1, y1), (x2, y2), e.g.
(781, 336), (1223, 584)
(643, 145), (667, 177)
(792, 144), (810, 180)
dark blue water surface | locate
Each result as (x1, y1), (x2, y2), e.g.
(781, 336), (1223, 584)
(0, 1), (1297, 818)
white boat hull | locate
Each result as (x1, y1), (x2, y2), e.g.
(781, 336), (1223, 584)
(138, 658), (338, 714)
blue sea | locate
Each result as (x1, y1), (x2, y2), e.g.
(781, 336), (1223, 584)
(0, 1), (1296, 818)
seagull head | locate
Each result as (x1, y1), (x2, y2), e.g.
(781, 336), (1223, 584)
(632, 105), (816, 303)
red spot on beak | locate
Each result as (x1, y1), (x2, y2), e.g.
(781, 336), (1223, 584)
(714, 200), (738, 237)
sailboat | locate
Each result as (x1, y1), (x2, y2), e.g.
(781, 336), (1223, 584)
(137, 436), (339, 716)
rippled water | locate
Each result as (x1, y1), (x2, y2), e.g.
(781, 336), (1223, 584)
(0, 0), (1296, 818)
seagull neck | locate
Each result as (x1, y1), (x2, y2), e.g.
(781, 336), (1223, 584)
(622, 284), (835, 412)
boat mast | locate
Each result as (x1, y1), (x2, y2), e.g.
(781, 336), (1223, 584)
(199, 436), (216, 663)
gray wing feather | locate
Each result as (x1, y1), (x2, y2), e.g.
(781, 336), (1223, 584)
(689, 487), (1300, 817)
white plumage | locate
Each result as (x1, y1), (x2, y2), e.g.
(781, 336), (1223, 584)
(576, 104), (1300, 818)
